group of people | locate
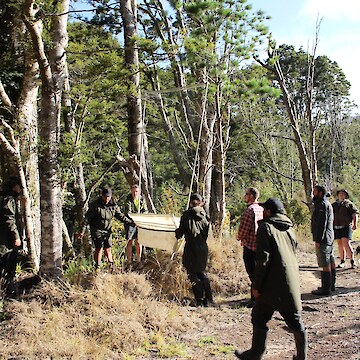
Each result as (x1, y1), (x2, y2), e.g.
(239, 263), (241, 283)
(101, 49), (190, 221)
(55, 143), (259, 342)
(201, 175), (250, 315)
(233, 185), (358, 360)
(0, 175), (358, 359)
(84, 184), (148, 272)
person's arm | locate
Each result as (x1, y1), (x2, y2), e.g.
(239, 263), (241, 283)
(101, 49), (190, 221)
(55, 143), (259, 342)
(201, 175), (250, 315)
(312, 203), (327, 244)
(252, 224), (271, 297)
(115, 206), (134, 225)
(236, 208), (253, 241)
(3, 197), (21, 247)
(175, 213), (186, 239)
(352, 213), (358, 230)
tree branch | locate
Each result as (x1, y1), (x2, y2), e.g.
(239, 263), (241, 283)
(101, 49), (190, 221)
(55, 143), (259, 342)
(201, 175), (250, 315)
(0, 80), (13, 109)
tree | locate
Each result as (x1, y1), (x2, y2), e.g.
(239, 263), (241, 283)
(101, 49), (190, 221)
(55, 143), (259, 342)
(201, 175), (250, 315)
(23, 0), (70, 276)
(257, 41), (353, 204)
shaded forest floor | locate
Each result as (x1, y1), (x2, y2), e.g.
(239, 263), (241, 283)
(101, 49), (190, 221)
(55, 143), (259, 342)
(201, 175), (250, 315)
(0, 242), (359, 359)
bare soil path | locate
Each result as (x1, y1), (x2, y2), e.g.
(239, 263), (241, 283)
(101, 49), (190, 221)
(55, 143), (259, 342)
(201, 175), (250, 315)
(141, 251), (360, 360)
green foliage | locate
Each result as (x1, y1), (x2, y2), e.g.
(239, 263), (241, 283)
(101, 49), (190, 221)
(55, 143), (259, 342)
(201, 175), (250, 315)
(63, 257), (94, 284)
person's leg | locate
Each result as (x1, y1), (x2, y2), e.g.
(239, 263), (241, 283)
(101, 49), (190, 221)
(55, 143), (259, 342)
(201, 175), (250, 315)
(336, 238), (345, 265)
(235, 301), (272, 359)
(188, 272), (204, 306)
(243, 246), (256, 303)
(280, 311), (307, 360)
(330, 247), (336, 291)
(312, 244), (331, 296)
(103, 247), (113, 263)
(1, 250), (18, 296)
(94, 247), (103, 268)
(135, 239), (143, 265)
(198, 272), (213, 305)
(126, 240), (133, 265)
(342, 237), (355, 265)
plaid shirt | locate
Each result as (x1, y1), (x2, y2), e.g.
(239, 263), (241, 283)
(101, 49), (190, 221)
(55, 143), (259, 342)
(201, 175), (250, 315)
(236, 202), (264, 251)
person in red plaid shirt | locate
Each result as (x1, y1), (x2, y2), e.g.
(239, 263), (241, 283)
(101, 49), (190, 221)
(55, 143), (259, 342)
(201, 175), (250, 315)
(237, 187), (263, 307)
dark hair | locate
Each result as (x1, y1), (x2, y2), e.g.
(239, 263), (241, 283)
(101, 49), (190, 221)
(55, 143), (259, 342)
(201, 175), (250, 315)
(7, 176), (21, 190)
(314, 184), (326, 196)
(248, 187), (260, 199)
(101, 187), (112, 196)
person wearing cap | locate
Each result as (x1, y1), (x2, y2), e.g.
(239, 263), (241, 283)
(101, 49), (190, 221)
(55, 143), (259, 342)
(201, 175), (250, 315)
(175, 193), (213, 306)
(236, 187), (263, 307)
(0, 176), (22, 297)
(332, 189), (358, 269)
(311, 185), (336, 296)
(124, 184), (148, 270)
(87, 187), (133, 271)
(235, 198), (307, 360)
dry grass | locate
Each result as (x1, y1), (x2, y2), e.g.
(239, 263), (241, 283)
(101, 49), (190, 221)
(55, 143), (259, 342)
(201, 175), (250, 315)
(0, 233), (303, 358)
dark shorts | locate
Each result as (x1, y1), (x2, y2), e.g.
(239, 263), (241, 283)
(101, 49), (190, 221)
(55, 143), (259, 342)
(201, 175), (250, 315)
(334, 226), (352, 240)
(126, 225), (138, 241)
(316, 243), (335, 268)
(92, 230), (112, 249)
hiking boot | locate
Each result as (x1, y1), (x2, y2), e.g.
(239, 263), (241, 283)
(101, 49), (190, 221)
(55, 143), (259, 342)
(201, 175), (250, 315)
(234, 328), (267, 360)
(337, 260), (345, 268)
(311, 271), (331, 296)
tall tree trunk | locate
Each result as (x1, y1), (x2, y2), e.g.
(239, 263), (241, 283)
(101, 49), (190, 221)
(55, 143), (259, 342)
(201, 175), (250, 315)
(24, 0), (69, 277)
(121, 0), (154, 206)
(17, 48), (41, 270)
(210, 86), (226, 240)
(121, 0), (143, 157)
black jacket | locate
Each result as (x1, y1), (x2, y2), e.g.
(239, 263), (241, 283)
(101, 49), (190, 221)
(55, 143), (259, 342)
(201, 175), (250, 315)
(175, 206), (209, 273)
(87, 197), (132, 239)
(311, 197), (334, 245)
(0, 190), (21, 249)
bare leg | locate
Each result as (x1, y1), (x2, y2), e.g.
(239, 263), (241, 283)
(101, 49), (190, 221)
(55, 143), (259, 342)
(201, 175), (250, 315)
(104, 247), (113, 263)
(94, 248), (103, 266)
(337, 239), (345, 261)
(126, 240), (133, 265)
(343, 237), (354, 261)
(135, 239), (142, 264)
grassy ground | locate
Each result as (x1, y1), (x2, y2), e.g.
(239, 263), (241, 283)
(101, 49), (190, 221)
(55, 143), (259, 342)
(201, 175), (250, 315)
(1, 229), (359, 359)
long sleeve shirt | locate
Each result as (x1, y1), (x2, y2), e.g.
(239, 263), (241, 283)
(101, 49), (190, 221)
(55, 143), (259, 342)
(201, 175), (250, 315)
(236, 202), (264, 251)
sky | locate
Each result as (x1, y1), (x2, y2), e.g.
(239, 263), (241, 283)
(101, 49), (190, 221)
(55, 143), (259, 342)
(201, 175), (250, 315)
(250, 0), (360, 111)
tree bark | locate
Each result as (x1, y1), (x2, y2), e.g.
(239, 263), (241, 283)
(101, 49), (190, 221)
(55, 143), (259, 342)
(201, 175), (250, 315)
(24, 0), (70, 277)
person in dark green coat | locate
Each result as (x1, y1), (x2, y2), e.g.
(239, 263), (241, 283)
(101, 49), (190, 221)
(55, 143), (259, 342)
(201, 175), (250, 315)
(0, 176), (22, 297)
(87, 187), (133, 271)
(175, 193), (213, 306)
(235, 198), (307, 360)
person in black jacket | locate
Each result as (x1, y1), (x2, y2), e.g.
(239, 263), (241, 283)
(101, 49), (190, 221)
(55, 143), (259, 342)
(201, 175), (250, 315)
(86, 187), (133, 271)
(0, 176), (22, 297)
(175, 193), (213, 306)
(311, 185), (336, 296)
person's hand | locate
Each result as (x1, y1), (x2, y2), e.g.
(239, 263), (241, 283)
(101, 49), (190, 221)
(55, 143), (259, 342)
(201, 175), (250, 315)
(252, 288), (260, 299)
(315, 242), (320, 248)
(13, 238), (21, 247)
(352, 223), (357, 231)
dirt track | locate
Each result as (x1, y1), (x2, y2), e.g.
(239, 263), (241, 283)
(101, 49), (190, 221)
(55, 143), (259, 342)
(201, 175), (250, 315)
(142, 251), (360, 360)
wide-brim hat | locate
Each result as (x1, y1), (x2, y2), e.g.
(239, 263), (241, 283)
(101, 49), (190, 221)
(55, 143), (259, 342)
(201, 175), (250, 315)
(337, 188), (349, 198)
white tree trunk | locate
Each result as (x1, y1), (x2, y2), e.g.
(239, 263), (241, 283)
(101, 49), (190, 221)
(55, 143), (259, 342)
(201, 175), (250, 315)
(24, 0), (69, 277)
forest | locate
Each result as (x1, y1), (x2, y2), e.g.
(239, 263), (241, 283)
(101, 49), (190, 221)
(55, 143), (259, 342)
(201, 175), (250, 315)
(1, 1), (360, 359)
(0, 0), (359, 288)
